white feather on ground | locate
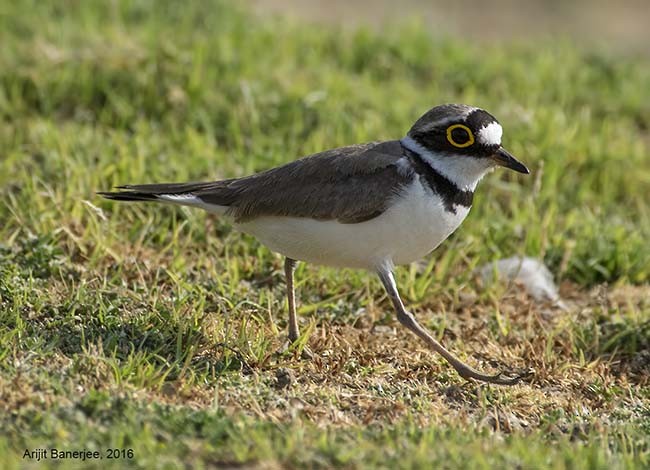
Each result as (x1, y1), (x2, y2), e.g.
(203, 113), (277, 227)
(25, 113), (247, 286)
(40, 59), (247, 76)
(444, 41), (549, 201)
(478, 256), (563, 306)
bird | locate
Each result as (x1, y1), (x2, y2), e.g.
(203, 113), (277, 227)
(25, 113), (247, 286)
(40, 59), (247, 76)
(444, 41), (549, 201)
(99, 103), (531, 385)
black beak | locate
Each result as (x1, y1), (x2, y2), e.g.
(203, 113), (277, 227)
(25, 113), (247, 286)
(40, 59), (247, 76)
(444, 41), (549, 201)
(491, 147), (529, 174)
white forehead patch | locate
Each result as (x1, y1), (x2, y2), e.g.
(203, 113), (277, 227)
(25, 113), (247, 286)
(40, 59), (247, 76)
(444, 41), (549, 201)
(478, 122), (503, 146)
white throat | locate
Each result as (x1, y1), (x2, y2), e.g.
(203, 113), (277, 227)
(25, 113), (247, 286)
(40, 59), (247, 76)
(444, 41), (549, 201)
(401, 135), (493, 191)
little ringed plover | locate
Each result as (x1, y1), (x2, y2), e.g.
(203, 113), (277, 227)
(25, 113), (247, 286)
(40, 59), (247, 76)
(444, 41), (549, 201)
(100, 103), (531, 385)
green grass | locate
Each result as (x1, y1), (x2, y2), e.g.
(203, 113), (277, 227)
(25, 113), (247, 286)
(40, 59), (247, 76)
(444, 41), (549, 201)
(1, 0), (649, 468)
(3, 394), (647, 469)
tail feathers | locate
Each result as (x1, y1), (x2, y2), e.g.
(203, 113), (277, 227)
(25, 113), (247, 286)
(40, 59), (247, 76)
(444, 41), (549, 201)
(97, 191), (163, 202)
(98, 181), (231, 215)
(98, 181), (221, 202)
(114, 181), (223, 194)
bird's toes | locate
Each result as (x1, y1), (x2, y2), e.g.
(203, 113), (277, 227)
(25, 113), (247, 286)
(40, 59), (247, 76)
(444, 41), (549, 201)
(276, 338), (313, 361)
(299, 346), (314, 360)
(494, 366), (535, 385)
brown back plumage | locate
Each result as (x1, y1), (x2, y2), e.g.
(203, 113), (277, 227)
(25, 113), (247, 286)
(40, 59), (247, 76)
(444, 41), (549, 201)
(102, 140), (413, 224)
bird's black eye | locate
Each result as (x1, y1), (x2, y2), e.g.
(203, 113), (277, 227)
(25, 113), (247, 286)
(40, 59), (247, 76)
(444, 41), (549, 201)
(446, 124), (474, 148)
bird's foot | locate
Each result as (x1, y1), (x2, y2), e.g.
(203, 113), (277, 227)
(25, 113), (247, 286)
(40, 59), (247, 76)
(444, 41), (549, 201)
(278, 338), (313, 360)
(457, 365), (535, 386)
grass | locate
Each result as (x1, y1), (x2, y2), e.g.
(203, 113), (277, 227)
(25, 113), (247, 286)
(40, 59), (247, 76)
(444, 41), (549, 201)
(1, 0), (649, 468)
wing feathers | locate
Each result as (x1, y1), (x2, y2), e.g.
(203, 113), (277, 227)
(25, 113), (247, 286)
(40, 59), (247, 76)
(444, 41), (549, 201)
(100, 140), (413, 223)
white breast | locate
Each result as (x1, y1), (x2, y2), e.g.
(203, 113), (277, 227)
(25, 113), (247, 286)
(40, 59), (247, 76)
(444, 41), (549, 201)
(235, 180), (470, 270)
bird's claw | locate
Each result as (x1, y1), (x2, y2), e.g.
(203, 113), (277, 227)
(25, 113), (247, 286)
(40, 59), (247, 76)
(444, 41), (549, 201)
(458, 366), (535, 386)
(489, 367), (534, 385)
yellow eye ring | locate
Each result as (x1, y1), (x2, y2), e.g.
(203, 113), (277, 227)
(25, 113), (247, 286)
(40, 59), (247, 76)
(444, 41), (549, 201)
(446, 124), (475, 148)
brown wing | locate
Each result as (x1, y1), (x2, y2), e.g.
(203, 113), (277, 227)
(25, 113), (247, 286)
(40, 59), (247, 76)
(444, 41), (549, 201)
(200, 140), (410, 223)
(104, 140), (412, 224)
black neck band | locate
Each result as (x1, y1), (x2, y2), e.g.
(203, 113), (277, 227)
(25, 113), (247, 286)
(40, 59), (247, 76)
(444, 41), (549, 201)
(402, 146), (474, 214)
